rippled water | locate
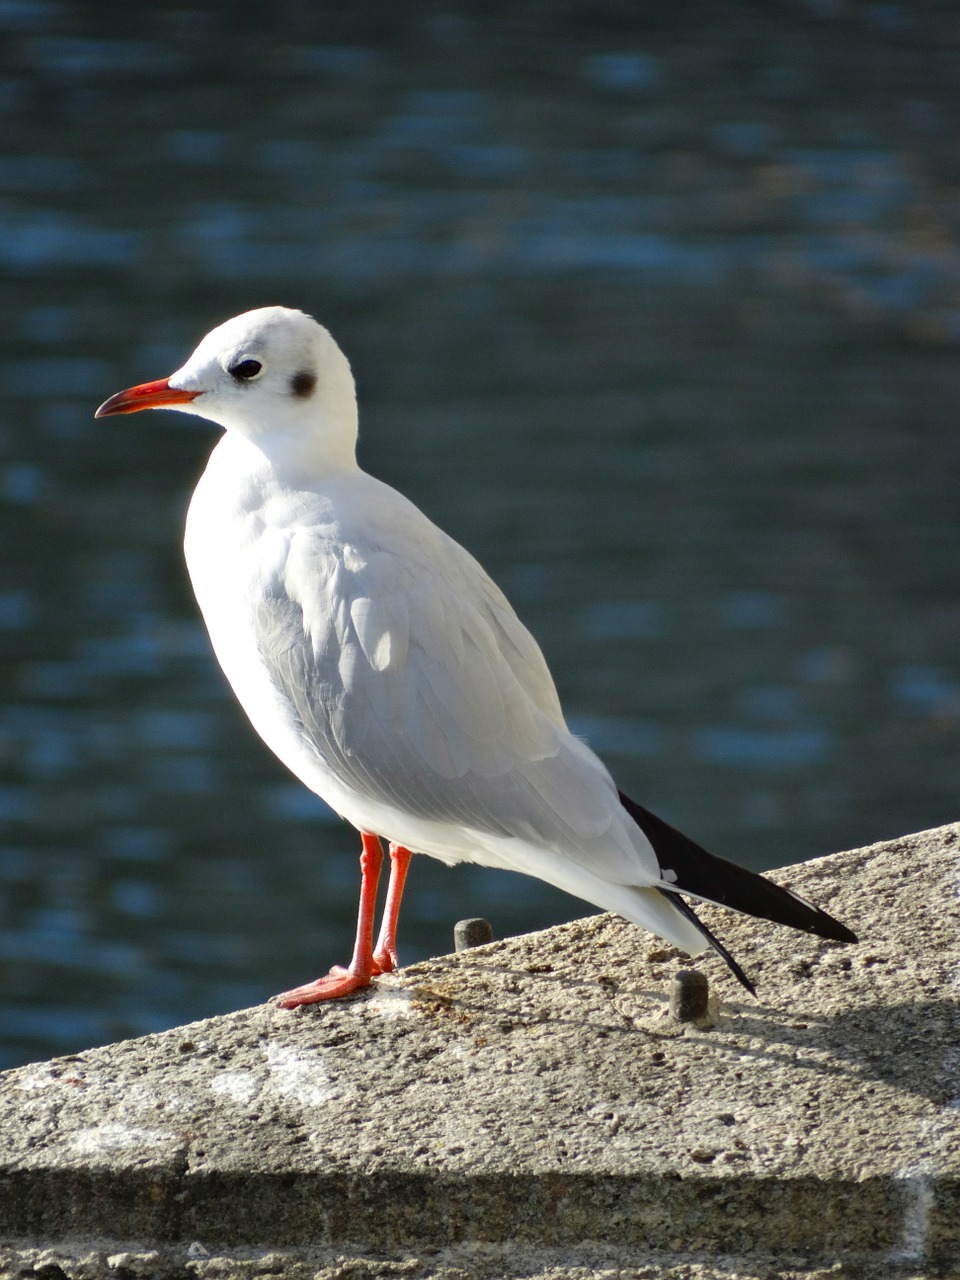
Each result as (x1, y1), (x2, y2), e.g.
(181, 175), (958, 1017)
(1, 1), (959, 1068)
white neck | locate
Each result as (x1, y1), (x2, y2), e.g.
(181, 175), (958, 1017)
(224, 405), (359, 486)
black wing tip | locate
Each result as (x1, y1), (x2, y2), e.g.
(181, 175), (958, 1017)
(620, 788), (858, 946)
(798, 914), (858, 946)
(779, 884), (858, 945)
(662, 889), (757, 996)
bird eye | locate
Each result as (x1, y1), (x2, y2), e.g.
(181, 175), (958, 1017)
(228, 358), (264, 381)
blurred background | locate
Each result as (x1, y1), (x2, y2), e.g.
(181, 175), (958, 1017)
(0, 0), (958, 1068)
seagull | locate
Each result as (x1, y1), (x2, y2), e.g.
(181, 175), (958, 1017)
(95, 306), (856, 1007)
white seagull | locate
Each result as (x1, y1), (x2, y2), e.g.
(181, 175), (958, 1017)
(96, 307), (856, 1007)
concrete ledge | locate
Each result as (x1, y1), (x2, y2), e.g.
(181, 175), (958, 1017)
(1, 825), (959, 1279)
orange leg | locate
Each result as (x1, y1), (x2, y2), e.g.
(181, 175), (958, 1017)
(372, 843), (413, 974)
(275, 832), (384, 1009)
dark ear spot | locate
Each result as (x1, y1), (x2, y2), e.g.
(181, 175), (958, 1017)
(290, 369), (316, 399)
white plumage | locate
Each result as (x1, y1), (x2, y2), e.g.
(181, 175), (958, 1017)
(96, 307), (855, 1006)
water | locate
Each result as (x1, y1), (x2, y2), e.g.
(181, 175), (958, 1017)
(1, 1), (959, 1068)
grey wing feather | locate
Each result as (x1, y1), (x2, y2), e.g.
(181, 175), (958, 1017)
(254, 517), (637, 869)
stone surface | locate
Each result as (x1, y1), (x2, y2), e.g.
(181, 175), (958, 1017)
(1, 824), (959, 1279)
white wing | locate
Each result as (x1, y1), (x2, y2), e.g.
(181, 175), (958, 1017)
(254, 484), (655, 881)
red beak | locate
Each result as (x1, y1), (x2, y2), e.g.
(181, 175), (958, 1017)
(94, 377), (200, 418)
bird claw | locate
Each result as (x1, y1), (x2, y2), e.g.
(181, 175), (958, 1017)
(329, 958), (392, 976)
(371, 950), (397, 975)
(274, 968), (373, 1008)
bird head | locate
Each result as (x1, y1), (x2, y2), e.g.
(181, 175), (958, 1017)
(95, 307), (359, 462)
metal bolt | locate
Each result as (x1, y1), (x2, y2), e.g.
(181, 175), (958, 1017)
(669, 969), (710, 1022)
(454, 918), (494, 952)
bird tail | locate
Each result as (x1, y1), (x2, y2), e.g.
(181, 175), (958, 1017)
(619, 789), (857, 994)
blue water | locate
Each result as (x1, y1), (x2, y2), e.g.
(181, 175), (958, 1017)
(0, 1), (959, 1069)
